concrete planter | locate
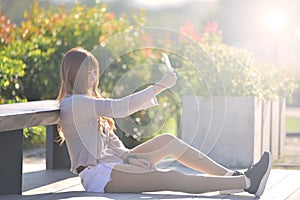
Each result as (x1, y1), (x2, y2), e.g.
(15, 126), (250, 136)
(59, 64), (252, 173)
(180, 96), (285, 168)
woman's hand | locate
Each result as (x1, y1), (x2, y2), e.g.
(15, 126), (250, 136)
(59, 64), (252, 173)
(127, 157), (155, 170)
(153, 71), (177, 95)
(123, 152), (155, 170)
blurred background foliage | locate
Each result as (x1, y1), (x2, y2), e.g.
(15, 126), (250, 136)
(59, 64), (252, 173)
(1, 1), (146, 103)
(0, 1), (147, 148)
(0, 0), (298, 148)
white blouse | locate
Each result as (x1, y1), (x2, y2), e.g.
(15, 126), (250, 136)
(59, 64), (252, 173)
(59, 86), (158, 173)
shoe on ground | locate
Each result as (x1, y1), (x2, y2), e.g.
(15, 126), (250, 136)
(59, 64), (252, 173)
(244, 151), (272, 197)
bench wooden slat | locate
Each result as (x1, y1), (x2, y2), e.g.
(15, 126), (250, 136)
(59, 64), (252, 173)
(0, 100), (59, 132)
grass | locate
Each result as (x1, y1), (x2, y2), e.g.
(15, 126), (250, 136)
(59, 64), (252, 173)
(286, 117), (300, 132)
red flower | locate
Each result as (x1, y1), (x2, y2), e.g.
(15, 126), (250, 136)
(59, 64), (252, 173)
(105, 13), (115, 20)
(203, 21), (219, 33)
(180, 21), (203, 43)
(51, 17), (56, 23)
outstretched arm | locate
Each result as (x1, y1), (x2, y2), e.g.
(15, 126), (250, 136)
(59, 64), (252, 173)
(153, 71), (177, 95)
(95, 86), (158, 118)
(95, 71), (177, 118)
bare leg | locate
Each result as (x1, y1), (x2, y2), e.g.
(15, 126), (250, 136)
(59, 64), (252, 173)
(105, 164), (246, 193)
(132, 134), (230, 175)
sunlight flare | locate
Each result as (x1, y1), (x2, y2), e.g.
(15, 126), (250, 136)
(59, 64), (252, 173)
(264, 9), (288, 33)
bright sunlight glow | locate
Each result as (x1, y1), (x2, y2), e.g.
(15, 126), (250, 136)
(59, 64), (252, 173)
(264, 9), (288, 33)
(296, 27), (300, 39)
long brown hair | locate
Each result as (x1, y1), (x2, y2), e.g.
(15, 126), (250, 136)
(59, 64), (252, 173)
(57, 47), (115, 143)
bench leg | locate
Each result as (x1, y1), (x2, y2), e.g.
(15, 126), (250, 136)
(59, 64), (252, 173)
(46, 124), (70, 169)
(0, 129), (23, 195)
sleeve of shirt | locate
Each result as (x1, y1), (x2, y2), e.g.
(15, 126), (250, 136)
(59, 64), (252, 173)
(95, 86), (158, 118)
(108, 133), (130, 157)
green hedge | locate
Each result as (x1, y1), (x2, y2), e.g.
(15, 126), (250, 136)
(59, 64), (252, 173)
(0, 2), (146, 102)
(174, 21), (298, 101)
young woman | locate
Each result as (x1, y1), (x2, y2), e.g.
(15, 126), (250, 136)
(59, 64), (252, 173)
(57, 47), (272, 197)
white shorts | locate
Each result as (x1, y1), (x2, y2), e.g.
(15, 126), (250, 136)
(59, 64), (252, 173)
(79, 161), (123, 193)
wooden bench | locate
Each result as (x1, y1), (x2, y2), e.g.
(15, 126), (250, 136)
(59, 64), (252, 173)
(0, 100), (70, 195)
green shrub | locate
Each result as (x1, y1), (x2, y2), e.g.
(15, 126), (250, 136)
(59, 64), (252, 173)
(202, 44), (298, 101)
(1, 2), (146, 102)
(0, 14), (26, 103)
(176, 21), (298, 101)
(23, 126), (46, 149)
